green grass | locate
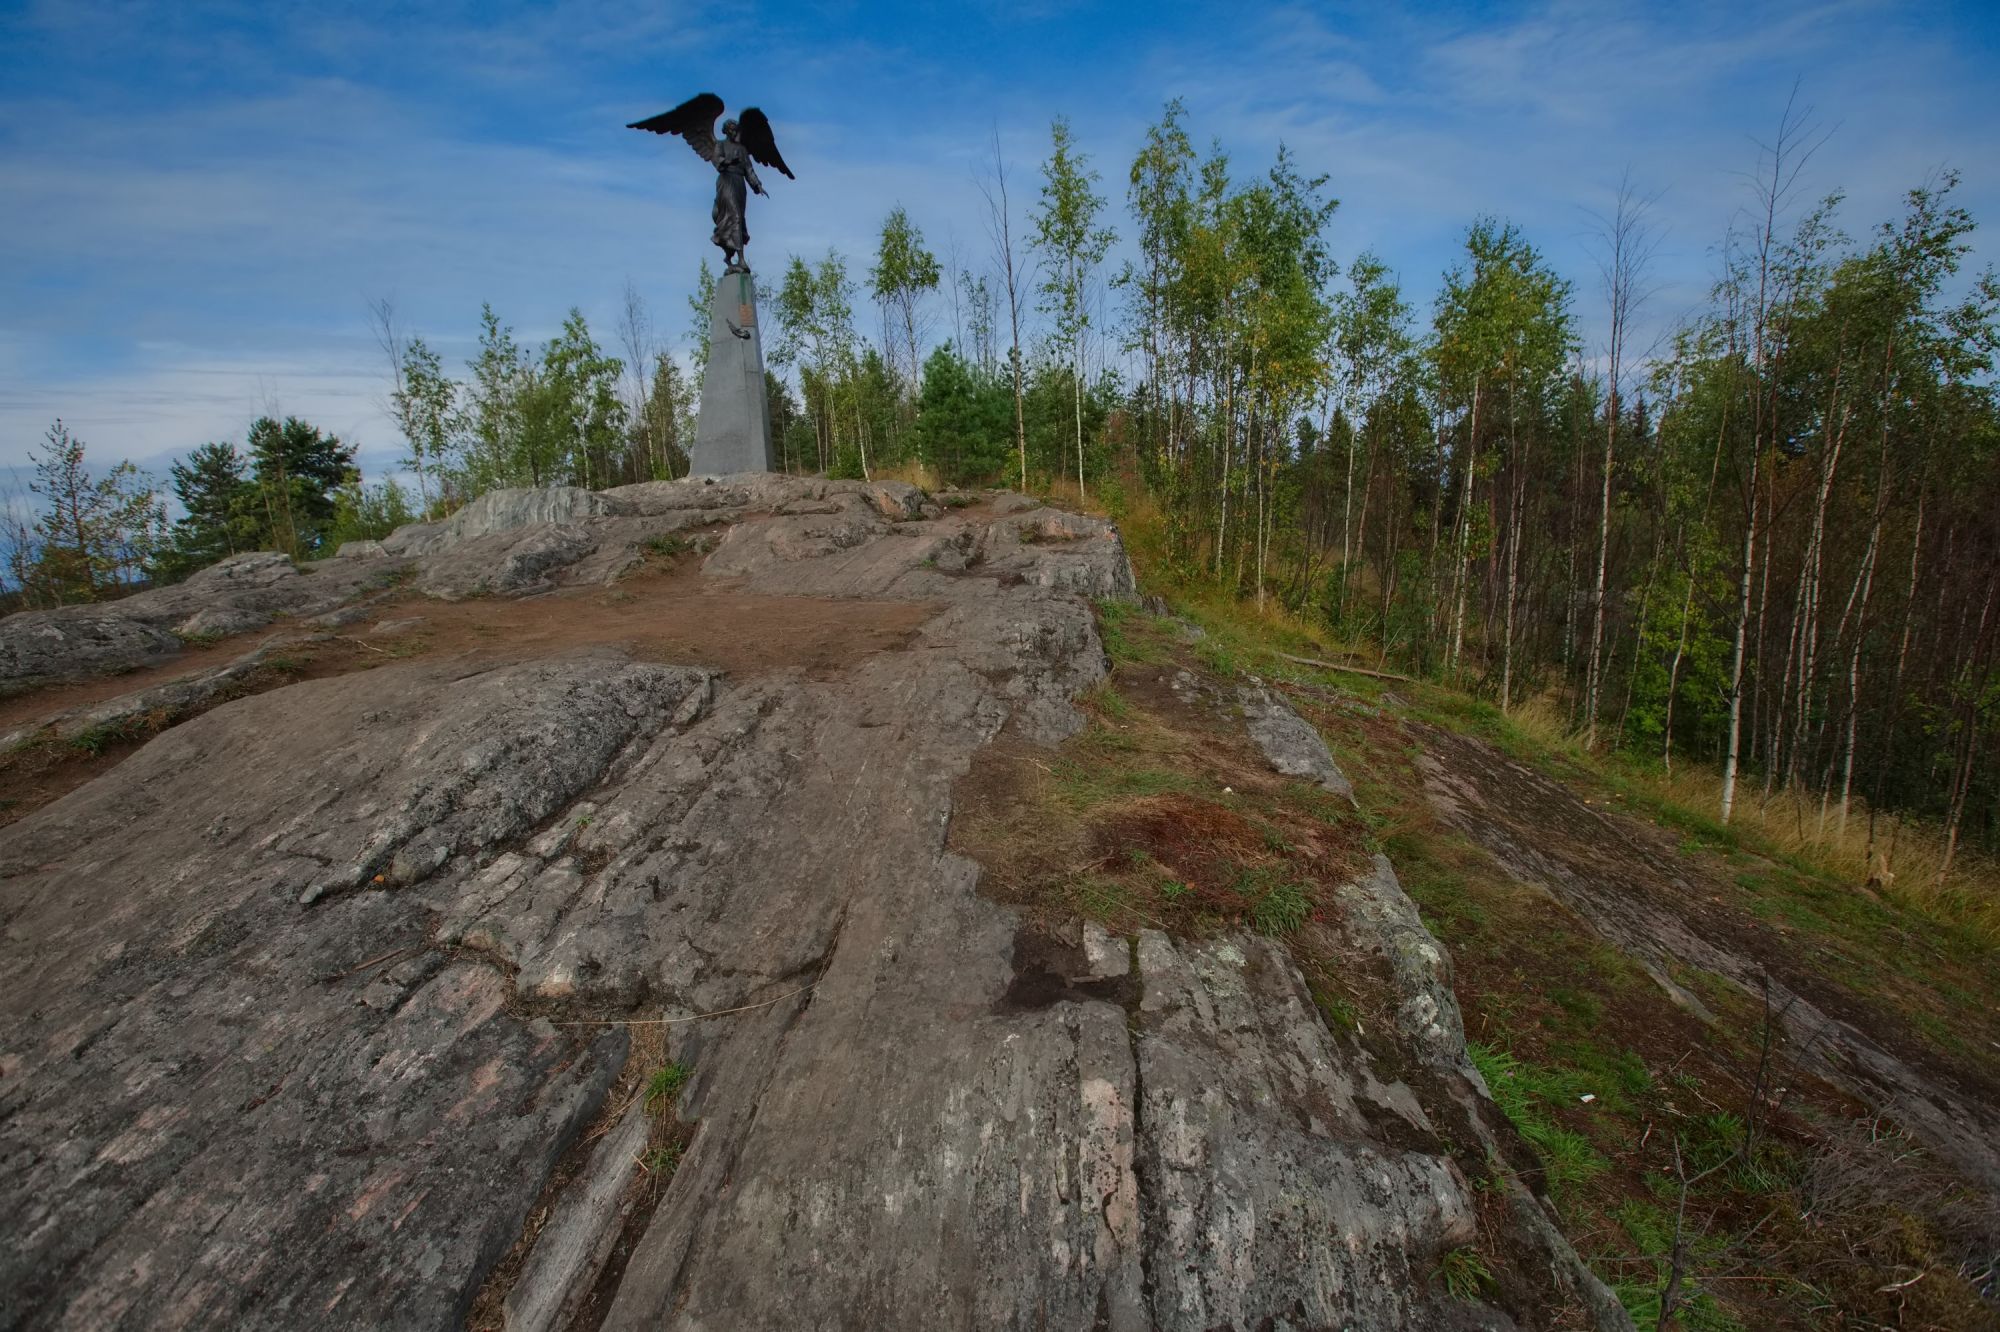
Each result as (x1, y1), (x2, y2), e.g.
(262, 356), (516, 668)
(644, 1061), (692, 1113)
(1086, 680), (1133, 721)
(1307, 975), (1359, 1031)
(1094, 599), (1172, 666)
(1243, 870), (1311, 936)
(1380, 833), (1491, 934)
(1605, 1199), (1749, 1331)
(1437, 1247), (1493, 1301)
(1048, 755), (1198, 811)
(66, 721), (140, 757)
(1468, 1042), (1610, 1199)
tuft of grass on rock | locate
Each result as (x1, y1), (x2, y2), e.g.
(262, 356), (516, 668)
(644, 1061), (692, 1113)
(1437, 1247), (1493, 1301)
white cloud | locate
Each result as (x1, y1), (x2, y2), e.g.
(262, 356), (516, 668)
(1, 0), (1994, 480)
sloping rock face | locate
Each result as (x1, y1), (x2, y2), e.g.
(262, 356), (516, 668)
(0, 552), (396, 689)
(0, 478), (1623, 1331)
(1416, 726), (2000, 1211)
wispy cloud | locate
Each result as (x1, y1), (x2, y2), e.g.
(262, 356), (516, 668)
(1, 0), (1994, 476)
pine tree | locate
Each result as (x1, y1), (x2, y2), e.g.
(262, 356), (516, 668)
(152, 441), (255, 581)
(15, 420), (164, 604)
(246, 416), (357, 558)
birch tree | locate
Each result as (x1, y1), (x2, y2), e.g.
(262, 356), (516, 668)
(1031, 117), (1116, 501)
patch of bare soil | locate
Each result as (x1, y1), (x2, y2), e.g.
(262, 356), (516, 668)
(0, 558), (941, 828)
(0, 631), (273, 732)
(348, 560), (940, 681)
(0, 639), (393, 826)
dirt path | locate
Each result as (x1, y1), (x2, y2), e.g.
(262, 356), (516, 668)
(0, 559), (941, 828)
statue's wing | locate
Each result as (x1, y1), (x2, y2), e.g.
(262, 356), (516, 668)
(738, 108), (795, 180)
(627, 92), (723, 164)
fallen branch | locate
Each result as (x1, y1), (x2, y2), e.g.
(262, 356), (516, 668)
(318, 943), (421, 984)
(1276, 652), (1415, 683)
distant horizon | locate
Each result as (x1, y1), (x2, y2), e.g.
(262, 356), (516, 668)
(4, 0), (1997, 490)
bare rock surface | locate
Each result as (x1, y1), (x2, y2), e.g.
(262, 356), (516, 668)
(1238, 681), (1356, 800)
(0, 551), (397, 689)
(0, 610), (182, 688)
(0, 477), (1622, 1331)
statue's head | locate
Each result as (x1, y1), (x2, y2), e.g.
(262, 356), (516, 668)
(722, 118), (740, 140)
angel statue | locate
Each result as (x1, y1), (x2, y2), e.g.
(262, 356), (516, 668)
(628, 94), (794, 275)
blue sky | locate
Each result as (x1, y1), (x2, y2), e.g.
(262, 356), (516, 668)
(2, 0), (1997, 486)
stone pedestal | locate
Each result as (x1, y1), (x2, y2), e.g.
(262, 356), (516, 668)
(690, 269), (775, 475)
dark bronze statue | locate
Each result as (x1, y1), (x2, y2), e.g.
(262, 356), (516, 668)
(628, 94), (794, 274)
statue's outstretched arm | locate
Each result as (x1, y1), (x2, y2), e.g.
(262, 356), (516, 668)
(747, 159), (766, 196)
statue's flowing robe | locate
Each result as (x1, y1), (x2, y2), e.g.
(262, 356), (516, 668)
(712, 141), (751, 253)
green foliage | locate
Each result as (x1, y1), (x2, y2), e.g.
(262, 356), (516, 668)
(1437, 1247), (1492, 1301)
(774, 252), (894, 476)
(391, 335), (461, 512)
(870, 205), (942, 391)
(150, 441), (258, 581)
(645, 1061), (692, 1113)
(1032, 116), (1118, 494)
(243, 415), (357, 559)
(9, 420), (166, 605)
(328, 477), (416, 551)
(1468, 1042), (1610, 1199)
(1240, 867), (1311, 935)
(453, 304), (627, 493)
(912, 342), (1014, 483)
(687, 259), (716, 379)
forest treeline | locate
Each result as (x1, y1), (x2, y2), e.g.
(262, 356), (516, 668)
(9, 100), (1995, 866)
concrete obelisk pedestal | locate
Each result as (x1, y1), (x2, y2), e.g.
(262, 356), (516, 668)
(689, 268), (776, 475)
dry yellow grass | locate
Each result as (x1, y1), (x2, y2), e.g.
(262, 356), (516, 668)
(1501, 689), (1997, 940)
(1057, 478), (1993, 940)
(868, 459), (946, 492)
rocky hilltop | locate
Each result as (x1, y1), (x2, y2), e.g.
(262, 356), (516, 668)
(0, 477), (1630, 1331)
